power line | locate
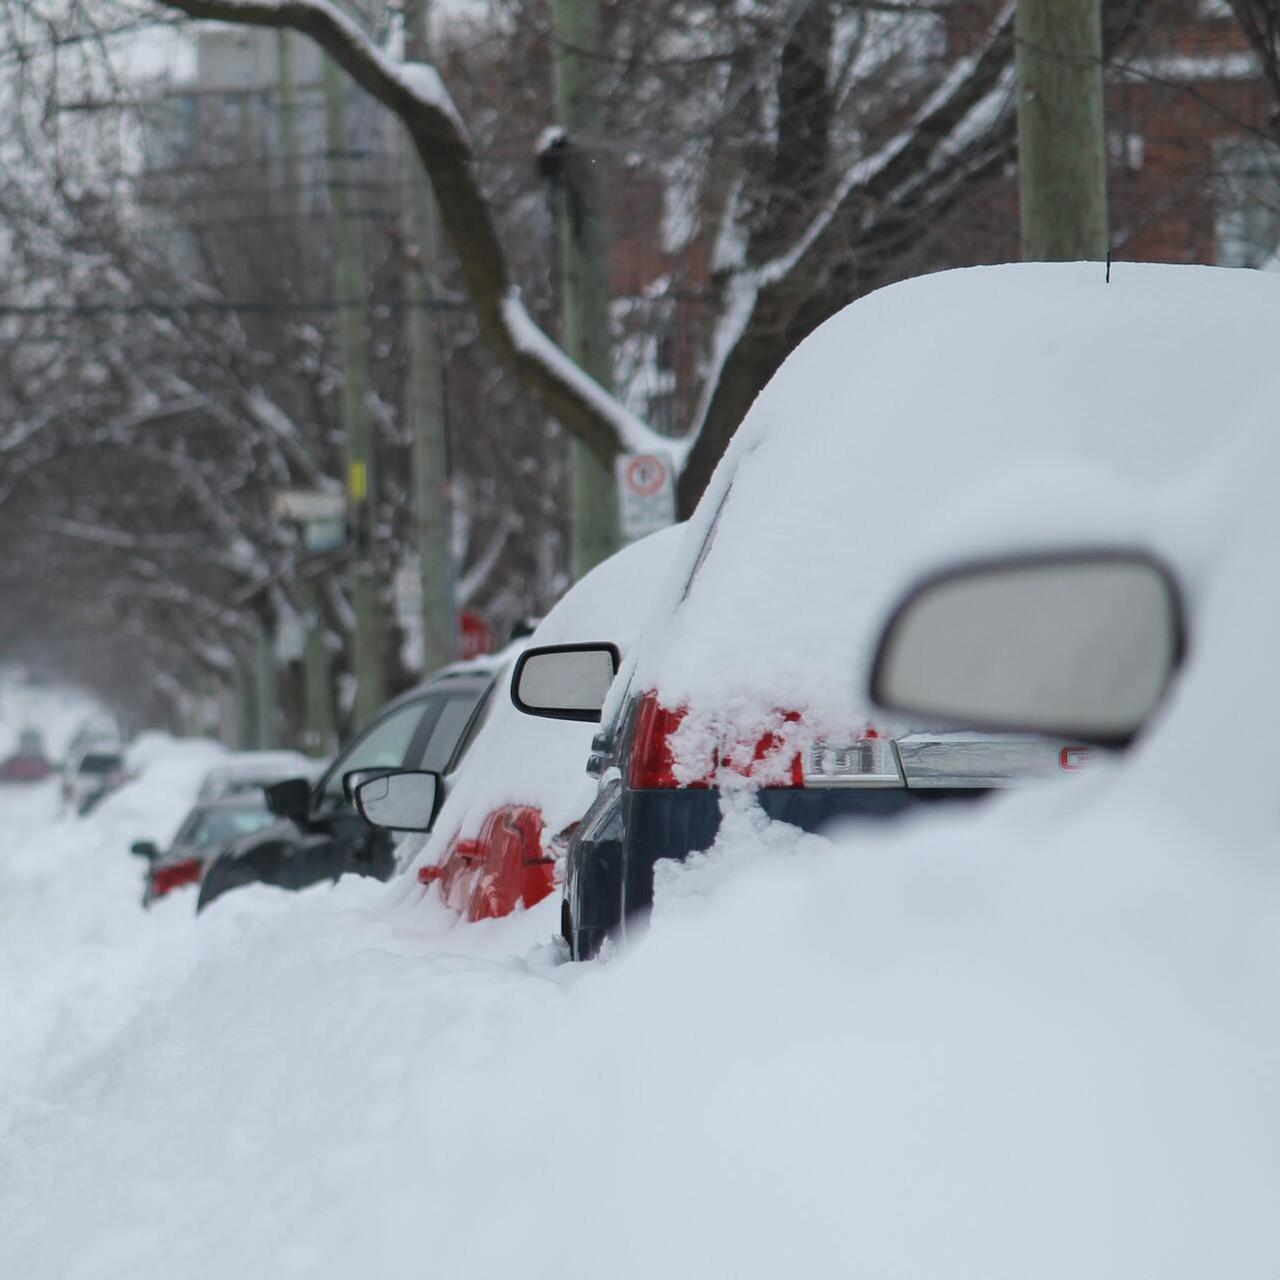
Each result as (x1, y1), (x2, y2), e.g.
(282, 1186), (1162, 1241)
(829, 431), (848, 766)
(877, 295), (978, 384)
(0, 296), (470, 319)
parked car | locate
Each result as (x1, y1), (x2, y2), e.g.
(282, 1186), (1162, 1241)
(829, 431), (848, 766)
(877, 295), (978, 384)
(511, 261), (1280, 957)
(195, 660), (501, 911)
(0, 727), (53, 783)
(63, 743), (130, 816)
(356, 524), (685, 924)
(196, 750), (324, 802)
(132, 795), (278, 906)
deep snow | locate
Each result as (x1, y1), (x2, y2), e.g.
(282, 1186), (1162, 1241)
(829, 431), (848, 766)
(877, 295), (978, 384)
(2, 459), (1278, 1279)
(3, 265), (1280, 1278)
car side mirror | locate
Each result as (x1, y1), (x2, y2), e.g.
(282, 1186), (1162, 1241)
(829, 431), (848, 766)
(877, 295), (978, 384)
(264, 776), (312, 824)
(511, 642), (621, 722)
(354, 770), (442, 833)
(130, 839), (159, 861)
(868, 549), (1186, 748)
(343, 767), (398, 804)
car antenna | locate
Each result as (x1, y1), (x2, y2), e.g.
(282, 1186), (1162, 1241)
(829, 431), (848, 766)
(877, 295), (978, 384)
(1105, 248), (1112, 284)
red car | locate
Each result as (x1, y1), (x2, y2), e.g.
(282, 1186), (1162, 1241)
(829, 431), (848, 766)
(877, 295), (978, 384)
(0, 728), (53, 783)
(356, 524), (684, 924)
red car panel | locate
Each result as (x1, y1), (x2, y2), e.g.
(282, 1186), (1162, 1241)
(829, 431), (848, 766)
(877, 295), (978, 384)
(419, 804), (557, 922)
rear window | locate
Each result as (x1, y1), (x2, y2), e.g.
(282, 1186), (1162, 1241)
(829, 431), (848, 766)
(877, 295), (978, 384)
(79, 753), (123, 775)
(193, 808), (274, 847)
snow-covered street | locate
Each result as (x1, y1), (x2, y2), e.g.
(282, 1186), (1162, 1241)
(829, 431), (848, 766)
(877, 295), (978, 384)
(2, 637), (1278, 1279)
(6, 1), (1280, 1274)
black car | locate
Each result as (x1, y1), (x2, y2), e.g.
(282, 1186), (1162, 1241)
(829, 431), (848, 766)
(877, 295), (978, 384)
(196, 663), (499, 911)
(517, 652), (1001, 959)
(132, 794), (277, 906)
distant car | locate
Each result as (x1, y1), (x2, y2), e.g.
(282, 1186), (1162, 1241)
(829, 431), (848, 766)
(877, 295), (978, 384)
(511, 262), (1276, 957)
(0, 727), (53, 783)
(63, 745), (130, 816)
(359, 525), (685, 926)
(196, 660), (501, 912)
(132, 795), (278, 906)
(196, 750), (323, 802)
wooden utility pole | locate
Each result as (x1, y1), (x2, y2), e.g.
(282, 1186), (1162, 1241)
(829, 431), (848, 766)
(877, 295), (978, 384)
(323, 46), (384, 724)
(550, 0), (620, 579)
(278, 30), (338, 756)
(1015, 0), (1109, 261)
(403, 0), (457, 673)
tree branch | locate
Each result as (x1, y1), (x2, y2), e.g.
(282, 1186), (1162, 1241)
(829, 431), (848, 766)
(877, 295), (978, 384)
(151, 0), (673, 467)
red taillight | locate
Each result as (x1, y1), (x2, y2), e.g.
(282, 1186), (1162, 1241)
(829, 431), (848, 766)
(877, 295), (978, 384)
(627, 692), (804, 790)
(152, 858), (201, 898)
(628, 692), (699, 789)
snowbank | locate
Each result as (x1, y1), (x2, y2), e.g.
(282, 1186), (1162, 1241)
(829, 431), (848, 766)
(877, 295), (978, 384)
(2, 267), (1279, 1279)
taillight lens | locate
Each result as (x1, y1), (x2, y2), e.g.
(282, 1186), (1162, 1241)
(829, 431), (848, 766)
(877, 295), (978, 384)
(628, 692), (694, 789)
(152, 858), (202, 898)
(627, 692), (804, 790)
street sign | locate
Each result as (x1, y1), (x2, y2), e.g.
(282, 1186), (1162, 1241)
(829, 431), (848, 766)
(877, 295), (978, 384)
(459, 610), (494, 660)
(273, 489), (346, 522)
(615, 452), (676, 540)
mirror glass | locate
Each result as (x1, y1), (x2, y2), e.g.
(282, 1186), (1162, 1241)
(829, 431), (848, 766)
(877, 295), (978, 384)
(871, 554), (1183, 744)
(355, 770), (439, 832)
(514, 645), (619, 720)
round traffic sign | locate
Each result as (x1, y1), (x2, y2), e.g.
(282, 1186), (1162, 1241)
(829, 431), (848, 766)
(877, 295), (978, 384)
(624, 454), (668, 498)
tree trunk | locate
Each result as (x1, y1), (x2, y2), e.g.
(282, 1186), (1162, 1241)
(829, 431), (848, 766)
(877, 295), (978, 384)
(1015, 0), (1109, 261)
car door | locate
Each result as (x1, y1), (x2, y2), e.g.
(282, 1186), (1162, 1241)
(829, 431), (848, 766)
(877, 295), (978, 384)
(301, 695), (447, 885)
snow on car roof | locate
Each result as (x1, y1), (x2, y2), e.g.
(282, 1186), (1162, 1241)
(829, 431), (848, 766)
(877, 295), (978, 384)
(203, 751), (314, 779)
(412, 523), (689, 871)
(632, 262), (1280, 730)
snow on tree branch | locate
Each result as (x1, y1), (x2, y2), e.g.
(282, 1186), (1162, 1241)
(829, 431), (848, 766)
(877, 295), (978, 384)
(151, 0), (658, 469)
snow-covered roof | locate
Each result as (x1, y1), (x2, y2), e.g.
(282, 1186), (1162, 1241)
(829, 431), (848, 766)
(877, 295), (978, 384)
(630, 262), (1280, 739)
(412, 522), (688, 869)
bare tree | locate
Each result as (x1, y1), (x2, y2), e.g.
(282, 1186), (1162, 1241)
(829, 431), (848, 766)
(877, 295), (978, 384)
(137, 0), (1024, 515)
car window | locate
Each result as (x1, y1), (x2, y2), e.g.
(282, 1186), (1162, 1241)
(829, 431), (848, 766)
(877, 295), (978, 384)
(79, 753), (123, 775)
(415, 694), (485, 774)
(315, 699), (431, 812)
(187, 808), (274, 848)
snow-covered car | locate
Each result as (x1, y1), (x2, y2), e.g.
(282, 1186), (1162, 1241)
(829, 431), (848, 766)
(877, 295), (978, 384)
(195, 660), (501, 911)
(514, 261), (1280, 957)
(0, 727), (54, 783)
(132, 795), (278, 906)
(63, 743), (130, 816)
(358, 524), (684, 924)
(195, 750), (323, 802)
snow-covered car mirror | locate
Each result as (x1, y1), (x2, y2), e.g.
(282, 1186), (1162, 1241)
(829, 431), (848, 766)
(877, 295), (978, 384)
(130, 840), (159, 861)
(354, 770), (441, 833)
(869, 550), (1186, 748)
(511, 642), (621, 722)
